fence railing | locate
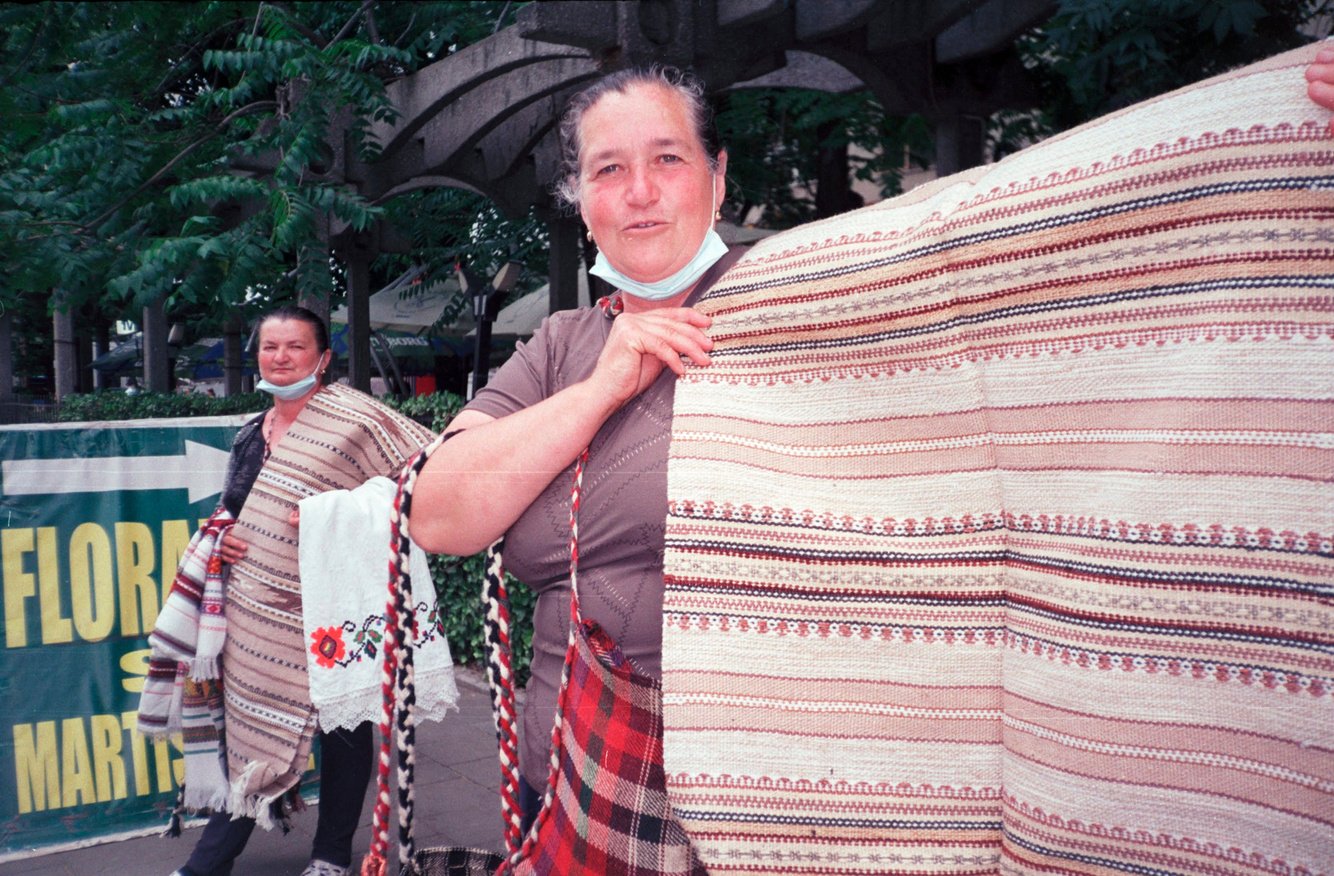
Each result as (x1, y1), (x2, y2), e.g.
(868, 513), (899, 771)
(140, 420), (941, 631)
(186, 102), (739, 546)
(0, 401), (58, 426)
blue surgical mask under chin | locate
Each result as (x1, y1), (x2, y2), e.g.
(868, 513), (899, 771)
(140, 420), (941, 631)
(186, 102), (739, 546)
(590, 228), (728, 302)
(256, 361), (323, 401)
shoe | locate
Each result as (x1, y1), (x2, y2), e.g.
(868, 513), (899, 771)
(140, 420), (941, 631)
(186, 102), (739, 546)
(300, 860), (350, 876)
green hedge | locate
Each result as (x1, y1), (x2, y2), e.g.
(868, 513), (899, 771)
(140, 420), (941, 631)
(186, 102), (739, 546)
(56, 389), (270, 421)
(57, 388), (537, 685)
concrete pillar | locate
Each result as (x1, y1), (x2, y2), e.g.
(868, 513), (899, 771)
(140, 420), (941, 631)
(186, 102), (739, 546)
(142, 297), (171, 393)
(52, 293), (79, 401)
(548, 215), (581, 313)
(224, 311), (246, 397)
(343, 249), (372, 393)
(934, 113), (986, 177)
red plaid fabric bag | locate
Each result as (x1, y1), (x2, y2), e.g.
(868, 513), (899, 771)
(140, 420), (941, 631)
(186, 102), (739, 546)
(364, 440), (704, 876)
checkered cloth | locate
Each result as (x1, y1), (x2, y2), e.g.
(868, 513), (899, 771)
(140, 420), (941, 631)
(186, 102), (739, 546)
(508, 620), (706, 875)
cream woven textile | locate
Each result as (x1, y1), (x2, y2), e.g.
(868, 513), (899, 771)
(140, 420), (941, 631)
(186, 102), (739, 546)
(663, 46), (1334, 875)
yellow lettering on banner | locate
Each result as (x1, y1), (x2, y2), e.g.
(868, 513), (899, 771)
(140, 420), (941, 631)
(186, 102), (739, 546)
(14, 713), (187, 812)
(69, 522), (114, 642)
(36, 527), (72, 645)
(115, 522), (157, 636)
(60, 717), (96, 807)
(160, 519), (192, 607)
(90, 714), (127, 802)
(120, 648), (151, 694)
(172, 736), (185, 786)
(12, 721), (59, 814)
(2, 528), (36, 649)
(120, 711), (152, 797)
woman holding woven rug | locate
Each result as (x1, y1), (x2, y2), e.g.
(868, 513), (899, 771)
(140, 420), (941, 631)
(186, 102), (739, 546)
(157, 306), (449, 876)
(406, 66), (741, 871)
(407, 58), (1334, 870)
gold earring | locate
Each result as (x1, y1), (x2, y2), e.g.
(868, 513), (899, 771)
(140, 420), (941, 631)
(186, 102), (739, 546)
(586, 230), (593, 242)
(714, 210), (722, 221)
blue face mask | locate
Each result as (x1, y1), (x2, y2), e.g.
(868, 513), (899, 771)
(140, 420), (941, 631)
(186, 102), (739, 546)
(256, 357), (325, 401)
(590, 228), (729, 302)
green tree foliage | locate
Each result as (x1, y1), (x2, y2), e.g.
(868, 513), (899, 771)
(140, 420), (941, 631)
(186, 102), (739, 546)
(376, 187), (552, 330)
(992, 0), (1332, 156)
(716, 88), (933, 229)
(0, 1), (529, 348)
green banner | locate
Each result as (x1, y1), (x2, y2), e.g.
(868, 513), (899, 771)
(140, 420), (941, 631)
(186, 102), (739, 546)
(0, 415), (288, 858)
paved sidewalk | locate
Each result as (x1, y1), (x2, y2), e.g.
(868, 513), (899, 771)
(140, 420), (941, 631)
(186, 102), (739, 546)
(1, 667), (508, 876)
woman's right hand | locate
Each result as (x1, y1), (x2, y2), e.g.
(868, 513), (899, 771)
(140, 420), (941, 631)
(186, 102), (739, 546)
(587, 306), (714, 406)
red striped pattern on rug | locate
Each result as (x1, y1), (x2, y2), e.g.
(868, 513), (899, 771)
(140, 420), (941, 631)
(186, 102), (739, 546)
(662, 46), (1334, 876)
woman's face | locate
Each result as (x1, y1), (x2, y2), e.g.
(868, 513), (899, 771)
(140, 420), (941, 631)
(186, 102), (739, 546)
(257, 318), (326, 387)
(577, 82), (727, 285)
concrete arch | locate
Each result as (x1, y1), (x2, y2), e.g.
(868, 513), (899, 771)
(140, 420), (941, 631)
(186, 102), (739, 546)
(318, 0), (1057, 391)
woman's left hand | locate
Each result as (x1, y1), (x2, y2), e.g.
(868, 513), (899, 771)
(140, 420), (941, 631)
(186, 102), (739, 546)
(1308, 46), (1334, 133)
(219, 530), (249, 564)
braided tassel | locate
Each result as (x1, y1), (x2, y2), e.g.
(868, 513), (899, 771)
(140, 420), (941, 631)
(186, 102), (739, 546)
(389, 464), (420, 872)
(361, 431), (450, 876)
(362, 519), (401, 875)
(481, 542), (525, 854)
(360, 434), (592, 876)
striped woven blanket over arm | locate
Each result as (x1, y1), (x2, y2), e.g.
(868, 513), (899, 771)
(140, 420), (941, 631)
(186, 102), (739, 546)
(222, 383), (434, 825)
(662, 46), (1334, 876)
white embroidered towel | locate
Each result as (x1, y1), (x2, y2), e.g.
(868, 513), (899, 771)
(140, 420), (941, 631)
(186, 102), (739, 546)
(299, 476), (459, 731)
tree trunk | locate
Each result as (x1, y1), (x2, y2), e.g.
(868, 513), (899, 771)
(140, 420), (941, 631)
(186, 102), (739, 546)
(547, 213), (582, 313)
(933, 113), (985, 177)
(90, 320), (110, 390)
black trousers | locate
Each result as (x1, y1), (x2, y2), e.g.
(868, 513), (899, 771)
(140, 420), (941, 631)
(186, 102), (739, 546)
(183, 722), (374, 875)
(517, 775), (542, 839)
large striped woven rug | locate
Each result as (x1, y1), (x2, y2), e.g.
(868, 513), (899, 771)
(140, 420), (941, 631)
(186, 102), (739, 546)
(662, 46), (1333, 875)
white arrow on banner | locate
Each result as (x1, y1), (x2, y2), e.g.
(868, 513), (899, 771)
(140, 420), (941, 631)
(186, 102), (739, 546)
(1, 440), (231, 503)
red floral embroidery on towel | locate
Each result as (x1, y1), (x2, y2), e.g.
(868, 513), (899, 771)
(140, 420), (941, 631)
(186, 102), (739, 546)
(310, 627), (347, 668)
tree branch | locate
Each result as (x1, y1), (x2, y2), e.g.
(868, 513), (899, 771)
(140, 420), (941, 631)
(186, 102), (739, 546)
(393, 11), (417, 48)
(0, 10), (45, 88)
(493, 2), (512, 34)
(365, 6), (381, 46)
(270, 0), (371, 49)
(332, 1), (375, 45)
(148, 16), (249, 103)
(77, 100), (278, 235)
